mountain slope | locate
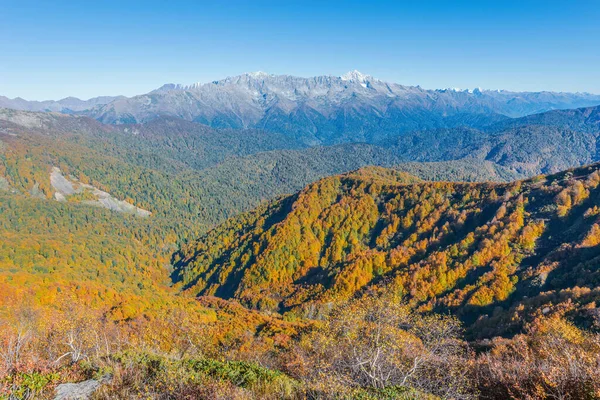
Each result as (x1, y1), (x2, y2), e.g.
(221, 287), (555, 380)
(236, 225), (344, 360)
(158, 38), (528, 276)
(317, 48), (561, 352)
(387, 125), (597, 175)
(86, 71), (600, 145)
(4, 104), (600, 248)
(175, 163), (600, 338)
(189, 146), (523, 219)
(0, 109), (523, 235)
(0, 108), (304, 173)
(0, 190), (177, 318)
(383, 104), (600, 176)
(489, 103), (600, 133)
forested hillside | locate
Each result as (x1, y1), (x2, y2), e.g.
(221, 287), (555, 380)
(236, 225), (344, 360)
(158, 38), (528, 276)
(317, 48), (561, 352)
(3, 106), (600, 399)
(0, 110), (524, 315)
(0, 109), (526, 234)
(5, 104), (600, 233)
(0, 191), (200, 320)
(176, 163), (600, 339)
(384, 105), (600, 176)
(3, 105), (600, 320)
(5, 164), (600, 399)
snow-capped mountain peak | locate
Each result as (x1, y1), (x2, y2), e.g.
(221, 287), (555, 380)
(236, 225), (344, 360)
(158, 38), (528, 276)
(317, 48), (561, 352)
(82, 71), (600, 147)
(341, 70), (371, 82)
(246, 71), (270, 78)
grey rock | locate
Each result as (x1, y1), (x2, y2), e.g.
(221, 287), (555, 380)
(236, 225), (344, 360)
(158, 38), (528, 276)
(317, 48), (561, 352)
(0, 176), (9, 191)
(28, 182), (45, 199)
(50, 167), (151, 217)
(50, 167), (76, 196)
(54, 379), (101, 400)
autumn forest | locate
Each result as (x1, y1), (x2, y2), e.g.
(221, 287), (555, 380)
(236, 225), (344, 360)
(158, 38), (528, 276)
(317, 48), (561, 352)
(0, 100), (600, 400)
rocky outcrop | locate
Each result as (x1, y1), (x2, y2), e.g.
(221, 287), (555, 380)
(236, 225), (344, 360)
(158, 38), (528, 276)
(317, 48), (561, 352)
(50, 167), (151, 217)
(54, 379), (101, 400)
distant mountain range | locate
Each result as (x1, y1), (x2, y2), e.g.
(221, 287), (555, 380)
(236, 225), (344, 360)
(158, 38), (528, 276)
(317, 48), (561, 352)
(3, 71), (600, 145)
(0, 94), (123, 113)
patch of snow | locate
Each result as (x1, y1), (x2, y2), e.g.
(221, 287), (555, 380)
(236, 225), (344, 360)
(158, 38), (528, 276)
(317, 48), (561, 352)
(247, 71), (269, 78)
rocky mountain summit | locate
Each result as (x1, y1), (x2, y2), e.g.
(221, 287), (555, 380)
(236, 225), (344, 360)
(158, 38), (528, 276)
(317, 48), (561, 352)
(3, 71), (600, 146)
(84, 71), (600, 145)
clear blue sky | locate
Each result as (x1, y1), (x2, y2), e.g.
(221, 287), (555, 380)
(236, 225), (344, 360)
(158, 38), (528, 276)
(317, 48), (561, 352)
(1, 0), (599, 100)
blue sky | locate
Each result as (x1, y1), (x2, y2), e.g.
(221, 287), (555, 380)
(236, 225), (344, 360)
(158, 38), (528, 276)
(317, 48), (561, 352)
(1, 0), (599, 100)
